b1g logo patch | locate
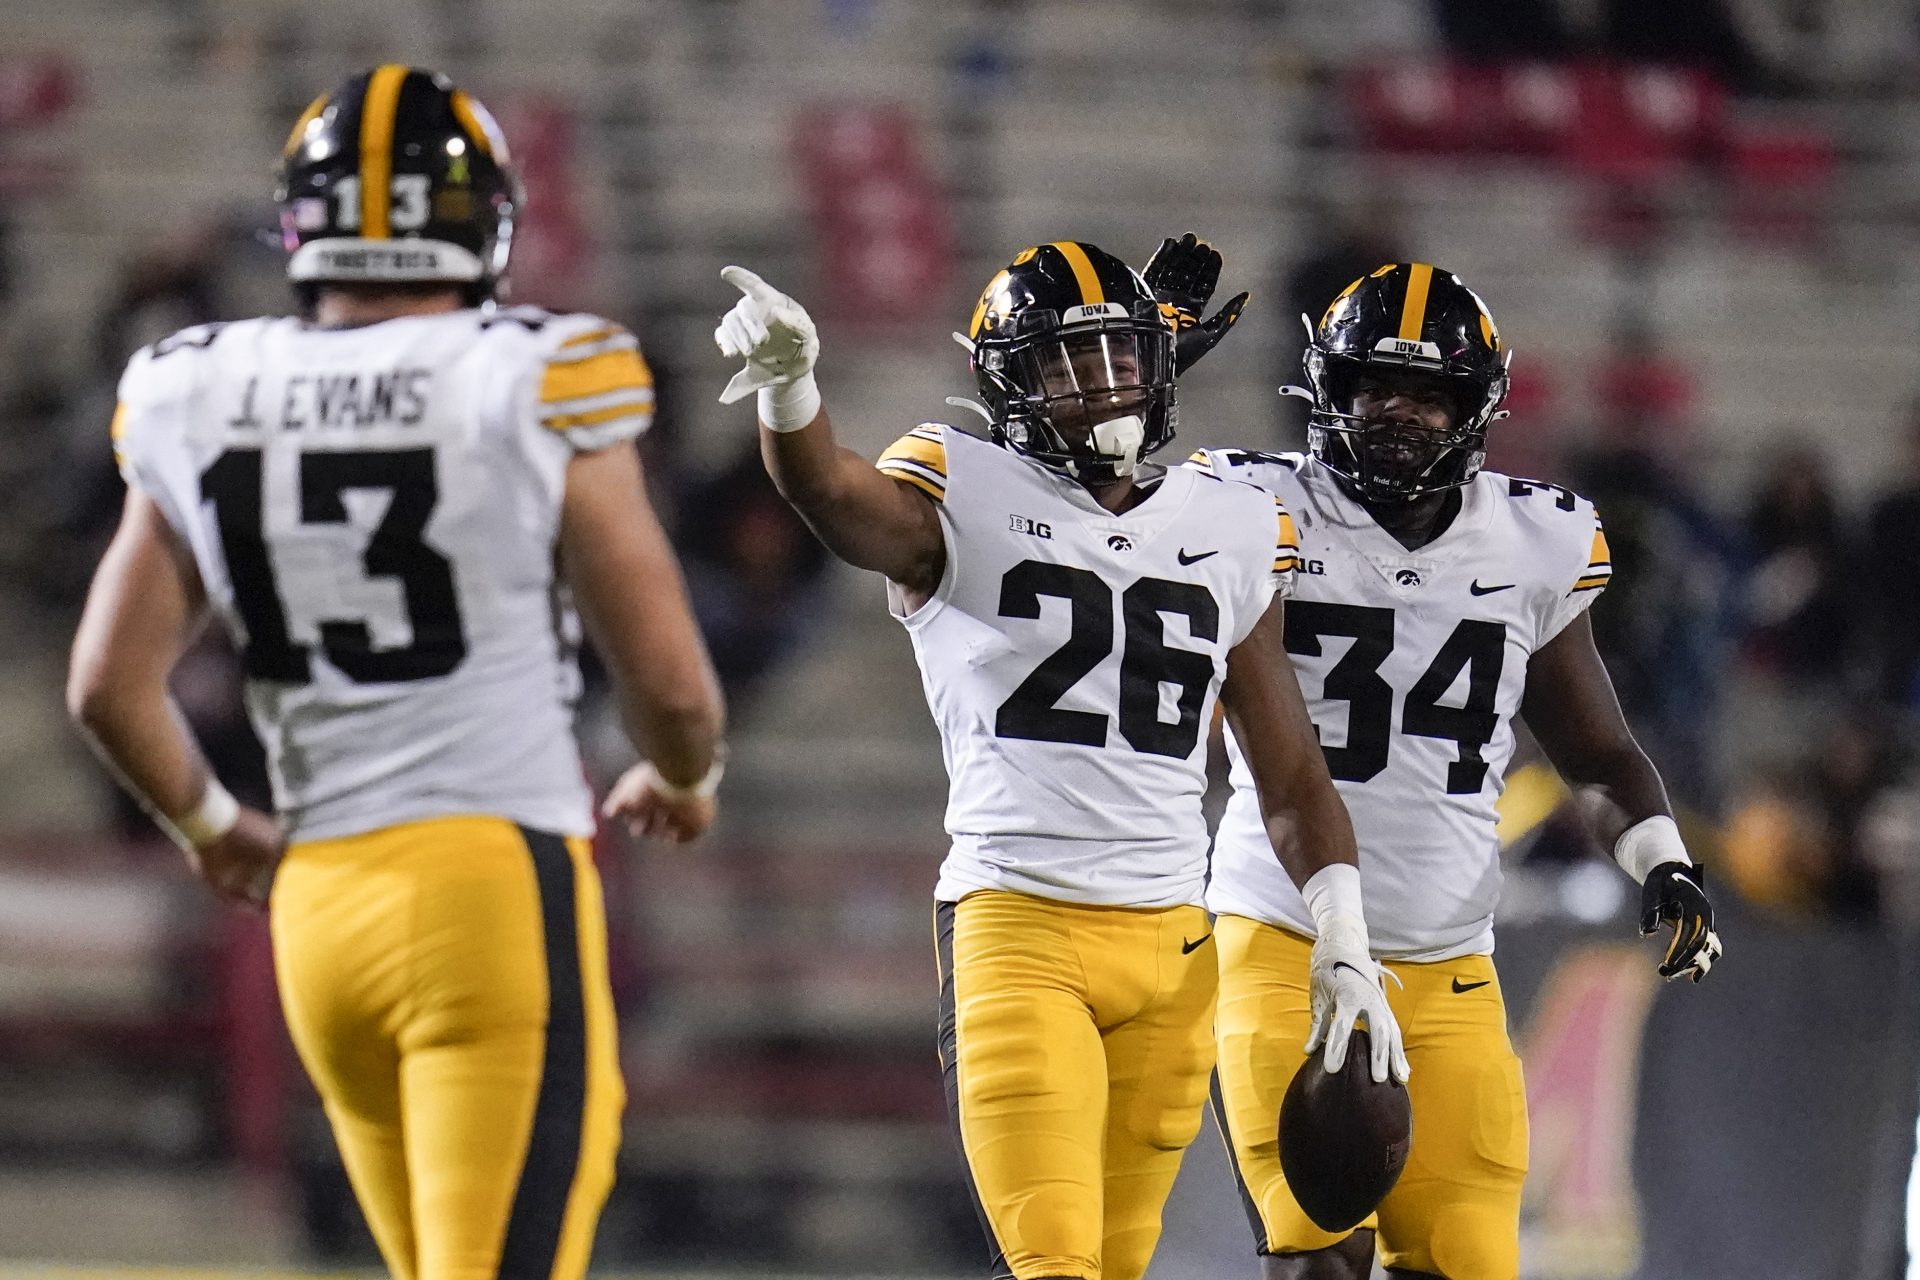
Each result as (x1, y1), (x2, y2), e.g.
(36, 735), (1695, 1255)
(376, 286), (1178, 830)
(1010, 515), (1053, 540)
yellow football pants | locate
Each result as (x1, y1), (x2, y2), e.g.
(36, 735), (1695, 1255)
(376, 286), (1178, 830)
(271, 816), (625, 1280)
(936, 890), (1217, 1280)
(1213, 915), (1527, 1280)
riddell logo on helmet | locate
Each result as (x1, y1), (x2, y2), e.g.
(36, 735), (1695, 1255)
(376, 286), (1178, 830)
(321, 247), (443, 271)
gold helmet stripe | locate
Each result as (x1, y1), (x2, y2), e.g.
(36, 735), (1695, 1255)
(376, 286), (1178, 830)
(282, 93), (330, 159)
(357, 64), (410, 239)
(1050, 241), (1106, 306)
(1396, 262), (1434, 342)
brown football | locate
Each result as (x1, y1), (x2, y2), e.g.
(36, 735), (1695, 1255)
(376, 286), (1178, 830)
(1277, 1028), (1412, 1233)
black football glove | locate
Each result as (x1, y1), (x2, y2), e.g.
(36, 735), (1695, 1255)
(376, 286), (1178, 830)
(1142, 232), (1249, 374)
(1640, 862), (1723, 983)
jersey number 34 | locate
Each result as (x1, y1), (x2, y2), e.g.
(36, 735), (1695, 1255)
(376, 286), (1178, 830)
(1286, 600), (1507, 794)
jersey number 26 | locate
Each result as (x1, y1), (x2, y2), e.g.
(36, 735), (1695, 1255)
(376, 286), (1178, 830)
(994, 560), (1217, 760)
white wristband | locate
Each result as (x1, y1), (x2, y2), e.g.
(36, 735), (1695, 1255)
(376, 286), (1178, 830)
(1613, 814), (1691, 885)
(169, 779), (240, 851)
(644, 755), (726, 803)
(1302, 862), (1368, 945)
(757, 371), (822, 433)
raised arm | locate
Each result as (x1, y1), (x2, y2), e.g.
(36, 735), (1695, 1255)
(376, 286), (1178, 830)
(1221, 596), (1407, 1083)
(715, 266), (945, 595)
(68, 488), (282, 904)
(560, 442), (727, 843)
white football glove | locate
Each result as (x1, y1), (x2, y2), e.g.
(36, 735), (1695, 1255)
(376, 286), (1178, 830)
(715, 265), (820, 407)
(1304, 917), (1410, 1084)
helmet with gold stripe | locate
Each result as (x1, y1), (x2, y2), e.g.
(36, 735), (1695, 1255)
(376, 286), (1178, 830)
(1287, 263), (1511, 503)
(964, 241), (1176, 487)
(275, 65), (519, 304)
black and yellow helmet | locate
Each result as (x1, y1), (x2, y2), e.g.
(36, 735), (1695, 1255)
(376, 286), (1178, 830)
(276, 65), (519, 303)
(1288, 262), (1512, 502)
(965, 241), (1176, 486)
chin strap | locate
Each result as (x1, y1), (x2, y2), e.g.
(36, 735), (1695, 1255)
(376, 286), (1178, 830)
(1091, 413), (1145, 477)
(943, 395), (993, 425)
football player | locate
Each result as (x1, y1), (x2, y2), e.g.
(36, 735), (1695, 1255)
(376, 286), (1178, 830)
(713, 243), (1406, 1280)
(66, 66), (725, 1280)
(1173, 258), (1724, 1280)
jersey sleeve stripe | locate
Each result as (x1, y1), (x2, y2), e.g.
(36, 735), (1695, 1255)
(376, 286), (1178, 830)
(540, 348), (653, 405)
(1588, 525), (1611, 567)
(1275, 504), (1300, 554)
(1570, 574), (1610, 593)
(547, 329), (639, 361)
(877, 459), (946, 501)
(558, 325), (622, 350)
(878, 433), (948, 478)
(542, 399), (655, 433)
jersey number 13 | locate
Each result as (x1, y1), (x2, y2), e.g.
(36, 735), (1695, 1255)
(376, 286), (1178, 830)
(199, 447), (467, 685)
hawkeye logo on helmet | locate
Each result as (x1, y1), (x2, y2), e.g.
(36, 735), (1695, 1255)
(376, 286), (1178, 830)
(1063, 303), (1130, 324)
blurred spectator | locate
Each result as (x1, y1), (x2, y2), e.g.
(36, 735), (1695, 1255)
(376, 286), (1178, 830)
(1574, 323), (1735, 803)
(1805, 708), (1900, 921)
(1721, 769), (1826, 911)
(1721, 710), (1905, 922)
(1601, 0), (1766, 92)
(1572, 440), (1739, 807)
(1867, 407), (1920, 712)
(1432, 0), (1573, 58)
(1277, 193), (1405, 432)
(675, 439), (832, 709)
(93, 227), (227, 382)
(1740, 440), (1861, 689)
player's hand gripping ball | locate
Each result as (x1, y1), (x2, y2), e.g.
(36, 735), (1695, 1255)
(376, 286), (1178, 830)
(1278, 1026), (1412, 1233)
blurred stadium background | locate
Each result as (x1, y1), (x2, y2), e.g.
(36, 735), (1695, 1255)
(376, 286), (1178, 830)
(2, 0), (1919, 1276)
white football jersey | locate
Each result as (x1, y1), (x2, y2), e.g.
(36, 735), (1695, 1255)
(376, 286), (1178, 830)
(877, 426), (1297, 909)
(112, 305), (656, 841)
(1190, 450), (1611, 960)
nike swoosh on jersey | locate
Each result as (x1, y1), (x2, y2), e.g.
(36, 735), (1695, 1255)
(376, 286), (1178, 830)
(1468, 580), (1515, 596)
(1177, 548), (1218, 566)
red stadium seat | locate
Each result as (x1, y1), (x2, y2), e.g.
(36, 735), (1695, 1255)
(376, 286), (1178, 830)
(795, 104), (952, 326)
(1349, 62), (1487, 156)
(1720, 119), (1837, 248)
